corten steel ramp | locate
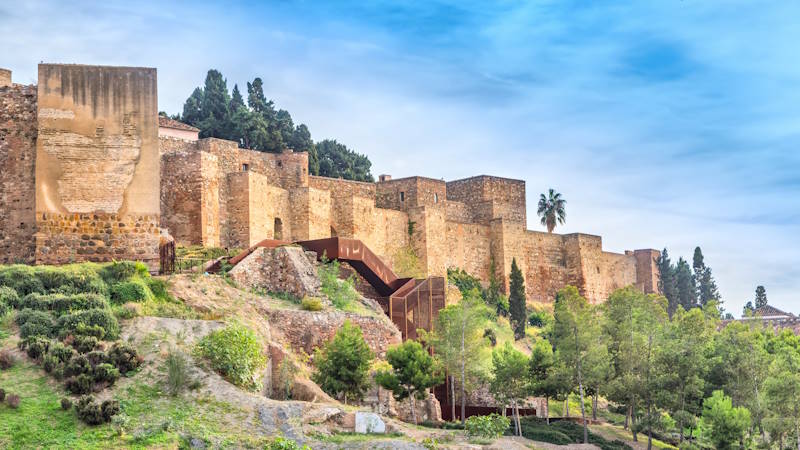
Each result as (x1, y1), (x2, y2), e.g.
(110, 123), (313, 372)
(296, 237), (446, 340)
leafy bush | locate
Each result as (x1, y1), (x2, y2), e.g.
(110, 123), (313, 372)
(61, 397), (72, 410)
(56, 308), (119, 340)
(65, 355), (91, 377)
(165, 348), (190, 396)
(18, 293), (106, 313)
(528, 310), (552, 328)
(0, 265), (45, 296)
(85, 350), (110, 366)
(75, 396), (120, 425)
(35, 264), (107, 296)
(146, 278), (170, 300)
(93, 363), (120, 385)
(313, 320), (374, 404)
(197, 322), (266, 389)
(266, 437), (311, 450)
(43, 354), (60, 373)
(300, 297), (323, 311)
(0, 349), (15, 370)
(465, 414), (510, 440)
(14, 309), (53, 330)
(6, 393), (20, 409)
(318, 260), (359, 309)
(48, 341), (76, 363)
(0, 286), (17, 314)
(65, 374), (93, 395)
(99, 261), (149, 285)
(20, 336), (50, 359)
(110, 279), (152, 304)
(71, 335), (99, 353)
(107, 342), (141, 375)
(516, 419), (632, 450)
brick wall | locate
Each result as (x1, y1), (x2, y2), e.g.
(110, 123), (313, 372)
(0, 83), (37, 263)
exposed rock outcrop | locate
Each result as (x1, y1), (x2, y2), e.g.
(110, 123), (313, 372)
(229, 246), (321, 299)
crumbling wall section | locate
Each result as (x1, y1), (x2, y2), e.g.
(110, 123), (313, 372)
(35, 64), (160, 267)
(0, 83), (37, 263)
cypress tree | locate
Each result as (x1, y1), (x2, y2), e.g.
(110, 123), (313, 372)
(656, 249), (678, 317)
(692, 247), (720, 306)
(675, 257), (697, 311)
(508, 258), (527, 340)
(181, 87), (204, 126)
(199, 69), (232, 139)
(230, 84), (245, 112)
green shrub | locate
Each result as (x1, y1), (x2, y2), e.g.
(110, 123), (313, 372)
(528, 310), (552, 328)
(165, 348), (190, 396)
(48, 341), (77, 363)
(75, 396), (119, 425)
(18, 293), (108, 314)
(20, 336), (50, 359)
(146, 278), (170, 300)
(0, 265), (45, 296)
(318, 260), (359, 310)
(56, 308), (119, 340)
(15, 308), (54, 329)
(65, 373), (93, 395)
(85, 350), (110, 366)
(93, 363), (120, 385)
(107, 342), (141, 374)
(465, 414), (510, 440)
(300, 297), (323, 311)
(197, 322), (266, 389)
(20, 321), (52, 339)
(71, 335), (99, 354)
(0, 388), (5, 401)
(36, 264), (108, 296)
(65, 355), (91, 378)
(100, 261), (148, 285)
(110, 279), (152, 304)
(61, 397), (72, 410)
(43, 354), (60, 373)
(0, 286), (17, 314)
(266, 437), (311, 450)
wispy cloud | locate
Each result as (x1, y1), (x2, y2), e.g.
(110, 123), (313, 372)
(2, 0), (798, 315)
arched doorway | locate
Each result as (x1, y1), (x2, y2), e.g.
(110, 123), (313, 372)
(274, 218), (283, 240)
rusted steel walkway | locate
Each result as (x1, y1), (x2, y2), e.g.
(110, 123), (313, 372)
(297, 237), (446, 341)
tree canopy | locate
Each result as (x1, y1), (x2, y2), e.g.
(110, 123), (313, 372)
(177, 69), (373, 182)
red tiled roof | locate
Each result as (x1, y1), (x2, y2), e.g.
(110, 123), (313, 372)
(754, 304), (796, 318)
(158, 116), (200, 132)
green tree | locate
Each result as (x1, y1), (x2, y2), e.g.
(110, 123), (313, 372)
(536, 188), (566, 233)
(246, 77), (268, 113)
(182, 87), (205, 126)
(692, 247), (720, 306)
(315, 139), (374, 182)
(490, 342), (529, 436)
(230, 84), (245, 112)
(656, 306), (712, 444)
(656, 249), (678, 318)
(312, 321), (374, 404)
(528, 338), (562, 424)
(552, 285), (599, 444)
(743, 301), (755, 317)
(754, 285), (767, 309)
(764, 331), (800, 450)
(198, 69), (233, 140)
(675, 257), (697, 312)
(375, 340), (443, 424)
(701, 390), (751, 450)
(508, 258), (526, 340)
(422, 289), (489, 423)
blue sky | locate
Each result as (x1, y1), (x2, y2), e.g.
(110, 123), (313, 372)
(2, 0), (798, 316)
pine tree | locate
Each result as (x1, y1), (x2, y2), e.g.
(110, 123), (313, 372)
(181, 87), (205, 126)
(311, 321), (374, 404)
(675, 257), (697, 312)
(375, 340), (442, 424)
(754, 286), (767, 309)
(692, 247), (720, 306)
(199, 69), (232, 140)
(656, 249), (678, 317)
(230, 84), (245, 112)
(246, 78), (267, 113)
(508, 258), (527, 340)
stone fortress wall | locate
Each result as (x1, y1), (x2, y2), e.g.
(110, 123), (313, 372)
(0, 63), (659, 303)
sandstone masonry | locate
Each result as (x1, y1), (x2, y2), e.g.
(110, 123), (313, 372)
(0, 62), (660, 303)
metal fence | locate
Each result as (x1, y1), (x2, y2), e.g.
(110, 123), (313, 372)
(388, 276), (446, 340)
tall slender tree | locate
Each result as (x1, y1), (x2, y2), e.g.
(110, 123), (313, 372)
(490, 342), (529, 436)
(508, 258), (527, 340)
(656, 249), (678, 317)
(553, 285), (600, 444)
(693, 247), (720, 306)
(675, 257), (697, 311)
(754, 286), (768, 309)
(537, 189), (566, 233)
(199, 69), (232, 140)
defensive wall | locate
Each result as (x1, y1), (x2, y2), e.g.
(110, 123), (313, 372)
(0, 63), (660, 303)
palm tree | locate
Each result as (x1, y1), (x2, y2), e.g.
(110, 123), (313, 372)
(537, 189), (566, 233)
